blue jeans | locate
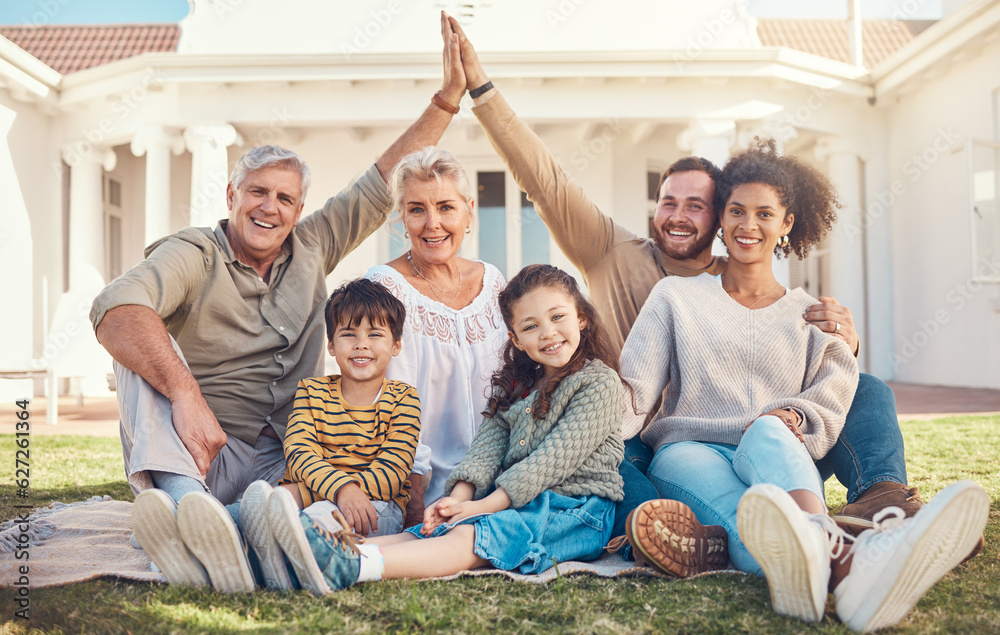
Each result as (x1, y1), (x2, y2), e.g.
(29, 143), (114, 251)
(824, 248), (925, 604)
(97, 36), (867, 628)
(815, 373), (907, 502)
(646, 416), (824, 574)
(611, 373), (907, 542)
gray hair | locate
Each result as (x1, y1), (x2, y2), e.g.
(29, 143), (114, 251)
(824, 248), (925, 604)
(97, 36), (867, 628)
(229, 145), (312, 200)
(388, 147), (475, 227)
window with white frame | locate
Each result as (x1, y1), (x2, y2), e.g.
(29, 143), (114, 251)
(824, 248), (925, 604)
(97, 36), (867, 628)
(968, 138), (1000, 283)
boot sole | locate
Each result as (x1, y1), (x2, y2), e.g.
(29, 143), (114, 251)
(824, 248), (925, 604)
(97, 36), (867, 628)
(176, 492), (255, 593)
(241, 481), (293, 591)
(738, 485), (827, 623)
(268, 487), (331, 596)
(132, 489), (210, 587)
(838, 481), (989, 632)
(628, 499), (728, 578)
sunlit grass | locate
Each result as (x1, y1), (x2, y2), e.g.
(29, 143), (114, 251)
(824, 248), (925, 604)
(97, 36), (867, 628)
(1, 416), (998, 634)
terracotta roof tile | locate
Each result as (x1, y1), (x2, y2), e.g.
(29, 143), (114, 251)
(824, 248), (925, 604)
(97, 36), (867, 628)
(0, 24), (179, 74)
(757, 18), (936, 67)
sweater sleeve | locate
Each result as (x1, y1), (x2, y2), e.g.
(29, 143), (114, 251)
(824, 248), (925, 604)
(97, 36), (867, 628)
(443, 413), (510, 500)
(472, 91), (630, 274)
(283, 381), (358, 503)
(619, 281), (675, 440)
(495, 367), (623, 509)
(761, 333), (859, 459)
(352, 384), (421, 504)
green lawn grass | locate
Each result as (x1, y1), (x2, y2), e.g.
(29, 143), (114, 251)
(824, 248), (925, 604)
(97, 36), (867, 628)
(2, 416), (998, 634)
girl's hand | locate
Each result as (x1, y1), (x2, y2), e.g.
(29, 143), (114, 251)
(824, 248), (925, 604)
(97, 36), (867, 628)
(746, 409), (805, 443)
(421, 496), (460, 535)
(439, 11), (466, 106)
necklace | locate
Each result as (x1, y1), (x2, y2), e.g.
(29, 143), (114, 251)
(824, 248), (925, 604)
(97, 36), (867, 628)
(407, 251), (464, 304)
(724, 279), (783, 310)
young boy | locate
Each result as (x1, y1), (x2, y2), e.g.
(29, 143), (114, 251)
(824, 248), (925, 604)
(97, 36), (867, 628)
(277, 277), (420, 537)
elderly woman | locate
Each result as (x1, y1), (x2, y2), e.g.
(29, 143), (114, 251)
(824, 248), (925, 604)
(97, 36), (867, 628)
(366, 147), (507, 517)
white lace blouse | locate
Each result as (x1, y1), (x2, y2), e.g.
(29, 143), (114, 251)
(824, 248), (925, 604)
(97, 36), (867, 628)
(366, 263), (507, 505)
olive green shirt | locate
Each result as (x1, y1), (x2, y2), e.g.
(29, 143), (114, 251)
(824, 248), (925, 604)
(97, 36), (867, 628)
(472, 92), (726, 353)
(90, 164), (391, 444)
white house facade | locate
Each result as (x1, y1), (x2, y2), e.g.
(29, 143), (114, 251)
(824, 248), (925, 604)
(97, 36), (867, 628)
(1, 0), (999, 406)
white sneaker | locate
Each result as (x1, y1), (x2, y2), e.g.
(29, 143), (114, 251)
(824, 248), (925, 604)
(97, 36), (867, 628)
(132, 489), (210, 587)
(738, 484), (849, 623)
(241, 481), (293, 591)
(834, 480), (989, 632)
(176, 492), (256, 593)
(268, 486), (331, 596)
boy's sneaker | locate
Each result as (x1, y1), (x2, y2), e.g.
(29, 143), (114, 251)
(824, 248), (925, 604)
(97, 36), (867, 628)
(833, 481), (983, 563)
(268, 486), (363, 594)
(176, 491), (256, 593)
(833, 480), (989, 633)
(738, 484), (850, 623)
(241, 481), (293, 591)
(624, 499), (728, 577)
(132, 489), (210, 587)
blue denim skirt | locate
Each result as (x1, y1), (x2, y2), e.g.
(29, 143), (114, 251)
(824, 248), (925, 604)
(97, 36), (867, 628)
(405, 490), (614, 575)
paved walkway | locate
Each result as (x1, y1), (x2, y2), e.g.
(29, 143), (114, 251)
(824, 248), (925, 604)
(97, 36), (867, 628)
(2, 382), (1000, 437)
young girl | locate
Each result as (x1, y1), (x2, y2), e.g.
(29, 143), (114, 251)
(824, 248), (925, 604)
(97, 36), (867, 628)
(263, 264), (626, 592)
(619, 138), (988, 631)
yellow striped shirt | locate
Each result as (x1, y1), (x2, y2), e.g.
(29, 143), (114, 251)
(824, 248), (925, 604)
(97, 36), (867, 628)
(281, 375), (421, 510)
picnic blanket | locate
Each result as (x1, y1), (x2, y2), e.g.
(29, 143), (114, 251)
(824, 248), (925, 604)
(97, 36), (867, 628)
(0, 498), (743, 589)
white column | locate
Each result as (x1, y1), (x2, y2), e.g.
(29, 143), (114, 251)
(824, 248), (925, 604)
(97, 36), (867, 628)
(184, 125), (239, 227)
(0, 105), (33, 402)
(816, 136), (869, 369)
(57, 144), (117, 398)
(62, 146), (116, 296)
(677, 119), (736, 169)
(131, 127), (184, 245)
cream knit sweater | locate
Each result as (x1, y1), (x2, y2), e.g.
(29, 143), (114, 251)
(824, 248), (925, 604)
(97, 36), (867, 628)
(621, 274), (859, 460)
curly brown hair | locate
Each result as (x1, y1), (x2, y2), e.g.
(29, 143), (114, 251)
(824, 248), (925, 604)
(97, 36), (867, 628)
(485, 264), (623, 420)
(716, 137), (840, 259)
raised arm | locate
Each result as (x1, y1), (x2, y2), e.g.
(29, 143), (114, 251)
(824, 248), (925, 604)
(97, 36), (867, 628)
(446, 15), (626, 274)
(373, 11), (466, 181)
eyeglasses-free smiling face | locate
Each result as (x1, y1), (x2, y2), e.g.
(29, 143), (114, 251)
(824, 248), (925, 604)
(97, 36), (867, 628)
(721, 182), (794, 265)
(651, 170), (718, 265)
(508, 286), (588, 378)
(401, 176), (473, 266)
(328, 317), (402, 388)
(225, 166), (305, 272)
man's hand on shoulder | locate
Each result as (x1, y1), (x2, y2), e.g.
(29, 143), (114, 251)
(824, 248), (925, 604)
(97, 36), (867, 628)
(170, 388), (227, 477)
(804, 296), (860, 355)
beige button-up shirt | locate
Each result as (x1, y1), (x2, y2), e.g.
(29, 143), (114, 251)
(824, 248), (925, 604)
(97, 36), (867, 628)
(91, 164), (391, 444)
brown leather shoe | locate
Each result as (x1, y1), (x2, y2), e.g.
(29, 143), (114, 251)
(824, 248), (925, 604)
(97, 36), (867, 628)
(832, 481), (983, 562)
(624, 499), (728, 578)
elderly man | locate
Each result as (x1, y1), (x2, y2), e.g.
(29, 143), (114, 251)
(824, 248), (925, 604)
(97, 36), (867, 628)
(90, 14), (468, 592)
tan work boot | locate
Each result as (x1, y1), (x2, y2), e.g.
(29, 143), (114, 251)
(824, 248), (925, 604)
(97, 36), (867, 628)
(625, 499), (728, 578)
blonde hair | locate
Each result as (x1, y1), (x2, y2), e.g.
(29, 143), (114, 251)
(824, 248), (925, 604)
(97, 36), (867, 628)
(387, 147), (475, 229)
